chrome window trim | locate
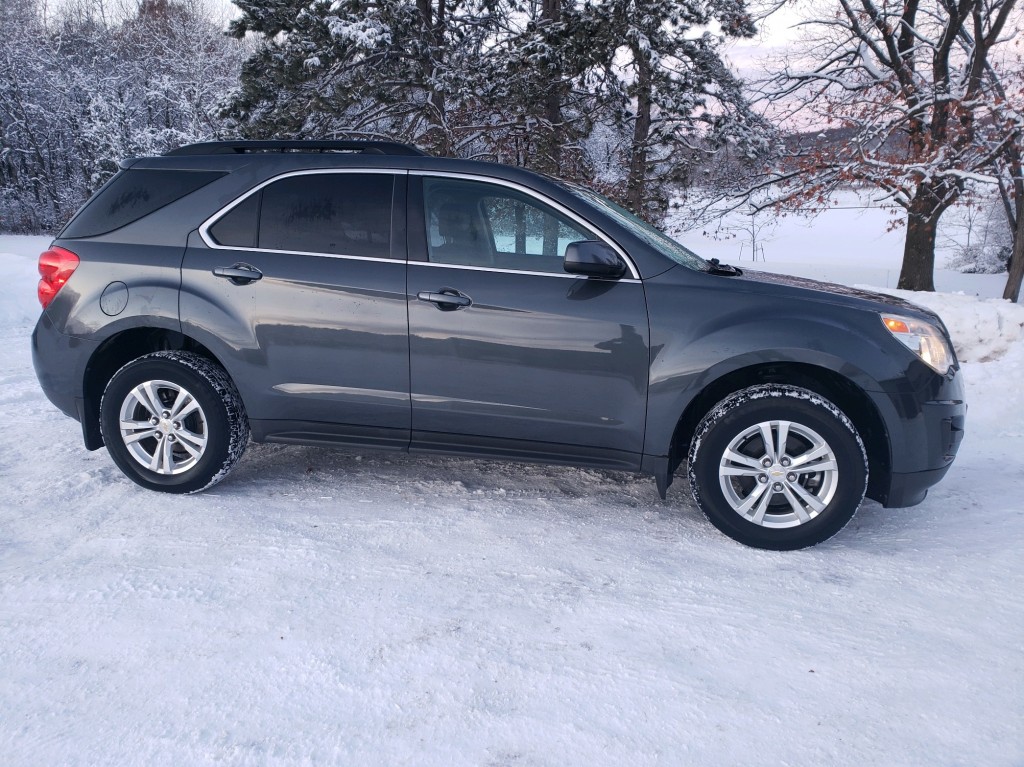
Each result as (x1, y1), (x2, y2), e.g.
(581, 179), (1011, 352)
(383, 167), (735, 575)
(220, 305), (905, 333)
(411, 170), (641, 280)
(197, 168), (406, 260)
(410, 260), (640, 283)
(198, 246), (406, 264)
(197, 167), (642, 281)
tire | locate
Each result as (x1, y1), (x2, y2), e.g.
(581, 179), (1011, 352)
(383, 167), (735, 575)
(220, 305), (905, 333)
(100, 351), (250, 493)
(687, 384), (867, 550)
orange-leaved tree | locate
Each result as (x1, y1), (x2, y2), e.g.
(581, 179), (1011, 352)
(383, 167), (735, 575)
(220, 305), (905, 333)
(756, 0), (1021, 291)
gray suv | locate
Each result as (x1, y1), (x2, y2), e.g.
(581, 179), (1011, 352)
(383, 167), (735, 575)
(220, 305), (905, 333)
(32, 140), (965, 549)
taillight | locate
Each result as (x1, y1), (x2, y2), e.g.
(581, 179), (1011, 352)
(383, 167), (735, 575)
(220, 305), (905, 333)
(37, 246), (80, 309)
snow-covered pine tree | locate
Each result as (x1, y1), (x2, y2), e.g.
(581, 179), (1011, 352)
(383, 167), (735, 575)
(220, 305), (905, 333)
(473, 0), (604, 180)
(223, 0), (765, 220)
(224, 0), (494, 155)
(585, 0), (767, 222)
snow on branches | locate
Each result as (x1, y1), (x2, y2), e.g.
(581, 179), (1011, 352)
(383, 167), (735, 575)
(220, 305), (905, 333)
(753, 0), (1023, 291)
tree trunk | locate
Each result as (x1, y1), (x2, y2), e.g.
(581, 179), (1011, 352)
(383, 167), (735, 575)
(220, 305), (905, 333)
(625, 49), (652, 216)
(543, 86), (562, 172)
(1003, 200), (1024, 302)
(539, 0), (563, 174)
(416, 0), (449, 155)
(897, 194), (939, 291)
(1000, 156), (1023, 303)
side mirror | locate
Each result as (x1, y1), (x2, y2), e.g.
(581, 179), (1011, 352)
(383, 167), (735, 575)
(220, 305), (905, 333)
(563, 241), (627, 279)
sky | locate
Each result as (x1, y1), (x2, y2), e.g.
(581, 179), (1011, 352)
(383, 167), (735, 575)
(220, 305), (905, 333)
(723, 4), (804, 80)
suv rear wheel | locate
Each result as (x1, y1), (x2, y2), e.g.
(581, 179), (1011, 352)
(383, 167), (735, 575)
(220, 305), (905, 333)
(688, 385), (867, 550)
(100, 351), (249, 493)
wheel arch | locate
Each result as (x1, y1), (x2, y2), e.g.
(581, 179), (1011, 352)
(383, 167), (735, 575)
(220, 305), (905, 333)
(80, 328), (226, 450)
(666, 362), (892, 504)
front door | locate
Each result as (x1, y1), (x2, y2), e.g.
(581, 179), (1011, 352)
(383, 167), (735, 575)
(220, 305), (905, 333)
(407, 176), (650, 469)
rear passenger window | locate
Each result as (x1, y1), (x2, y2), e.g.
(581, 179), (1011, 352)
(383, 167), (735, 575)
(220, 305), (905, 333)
(256, 173), (393, 258)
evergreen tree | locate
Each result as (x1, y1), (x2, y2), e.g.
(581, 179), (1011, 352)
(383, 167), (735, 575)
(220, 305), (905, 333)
(472, 0), (767, 219)
(224, 0), (493, 155)
(585, 0), (765, 221)
(224, 0), (765, 220)
(477, 0), (605, 180)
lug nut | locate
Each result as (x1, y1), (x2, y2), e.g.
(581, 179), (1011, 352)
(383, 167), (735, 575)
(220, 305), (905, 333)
(161, 411), (170, 418)
(773, 482), (783, 491)
(173, 421), (181, 430)
(787, 473), (797, 482)
(150, 416), (159, 426)
(781, 457), (791, 467)
(758, 474), (768, 483)
(761, 457), (773, 467)
(167, 435), (176, 443)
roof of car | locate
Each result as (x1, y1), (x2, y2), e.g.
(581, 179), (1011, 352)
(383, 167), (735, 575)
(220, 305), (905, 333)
(165, 140), (428, 157)
(124, 140), (559, 191)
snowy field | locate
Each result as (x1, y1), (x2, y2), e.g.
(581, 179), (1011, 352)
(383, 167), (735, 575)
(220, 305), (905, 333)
(1, 223), (1023, 765)
(667, 192), (1012, 296)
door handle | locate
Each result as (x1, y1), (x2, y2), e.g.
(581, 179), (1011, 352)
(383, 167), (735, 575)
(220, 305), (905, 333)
(213, 264), (263, 284)
(417, 288), (472, 310)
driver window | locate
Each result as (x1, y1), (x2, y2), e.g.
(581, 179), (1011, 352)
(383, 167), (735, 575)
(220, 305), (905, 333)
(423, 178), (599, 273)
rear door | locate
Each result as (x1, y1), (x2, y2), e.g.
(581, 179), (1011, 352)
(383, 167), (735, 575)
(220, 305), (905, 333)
(180, 169), (410, 449)
(407, 175), (650, 469)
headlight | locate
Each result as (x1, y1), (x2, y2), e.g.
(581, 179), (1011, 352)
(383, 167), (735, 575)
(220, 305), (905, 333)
(880, 314), (955, 373)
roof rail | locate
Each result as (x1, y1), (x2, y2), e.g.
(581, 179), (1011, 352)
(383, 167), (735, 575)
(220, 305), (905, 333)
(166, 140), (428, 157)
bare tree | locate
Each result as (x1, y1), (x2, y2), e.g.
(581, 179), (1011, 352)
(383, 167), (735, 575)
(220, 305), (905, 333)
(1000, 166), (1024, 301)
(751, 0), (1021, 291)
(989, 68), (1024, 301)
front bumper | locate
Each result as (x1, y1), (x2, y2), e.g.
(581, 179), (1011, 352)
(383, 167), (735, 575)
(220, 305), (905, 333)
(871, 365), (966, 508)
(883, 465), (953, 507)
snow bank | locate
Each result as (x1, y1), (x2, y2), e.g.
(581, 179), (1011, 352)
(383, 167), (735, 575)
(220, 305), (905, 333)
(964, 337), (1024, 437)
(862, 287), (1024, 363)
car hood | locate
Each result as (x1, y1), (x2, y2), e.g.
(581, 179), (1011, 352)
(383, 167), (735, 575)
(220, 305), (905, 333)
(728, 268), (941, 321)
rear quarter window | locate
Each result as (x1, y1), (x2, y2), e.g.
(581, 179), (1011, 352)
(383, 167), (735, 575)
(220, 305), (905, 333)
(208, 191), (260, 248)
(61, 169), (226, 238)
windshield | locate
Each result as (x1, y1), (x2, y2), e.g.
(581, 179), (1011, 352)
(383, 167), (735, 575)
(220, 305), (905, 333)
(561, 183), (707, 271)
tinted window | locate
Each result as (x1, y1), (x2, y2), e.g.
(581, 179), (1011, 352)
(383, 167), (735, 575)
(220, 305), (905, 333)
(423, 178), (597, 273)
(209, 192), (260, 248)
(258, 173), (393, 258)
(62, 169), (225, 238)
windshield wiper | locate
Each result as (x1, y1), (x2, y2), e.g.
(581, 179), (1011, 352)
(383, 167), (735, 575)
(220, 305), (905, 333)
(706, 258), (743, 276)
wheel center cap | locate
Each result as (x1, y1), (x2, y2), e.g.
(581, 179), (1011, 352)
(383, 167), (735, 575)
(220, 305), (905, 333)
(158, 419), (173, 435)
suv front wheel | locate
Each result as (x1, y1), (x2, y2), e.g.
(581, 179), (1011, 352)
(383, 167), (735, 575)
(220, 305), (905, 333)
(100, 351), (250, 493)
(688, 384), (868, 550)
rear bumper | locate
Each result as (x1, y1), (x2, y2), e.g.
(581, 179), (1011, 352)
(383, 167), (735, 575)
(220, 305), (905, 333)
(32, 311), (97, 422)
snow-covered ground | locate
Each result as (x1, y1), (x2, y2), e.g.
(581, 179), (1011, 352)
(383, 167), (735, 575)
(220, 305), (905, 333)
(1, 229), (1022, 766)
(667, 191), (1011, 296)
